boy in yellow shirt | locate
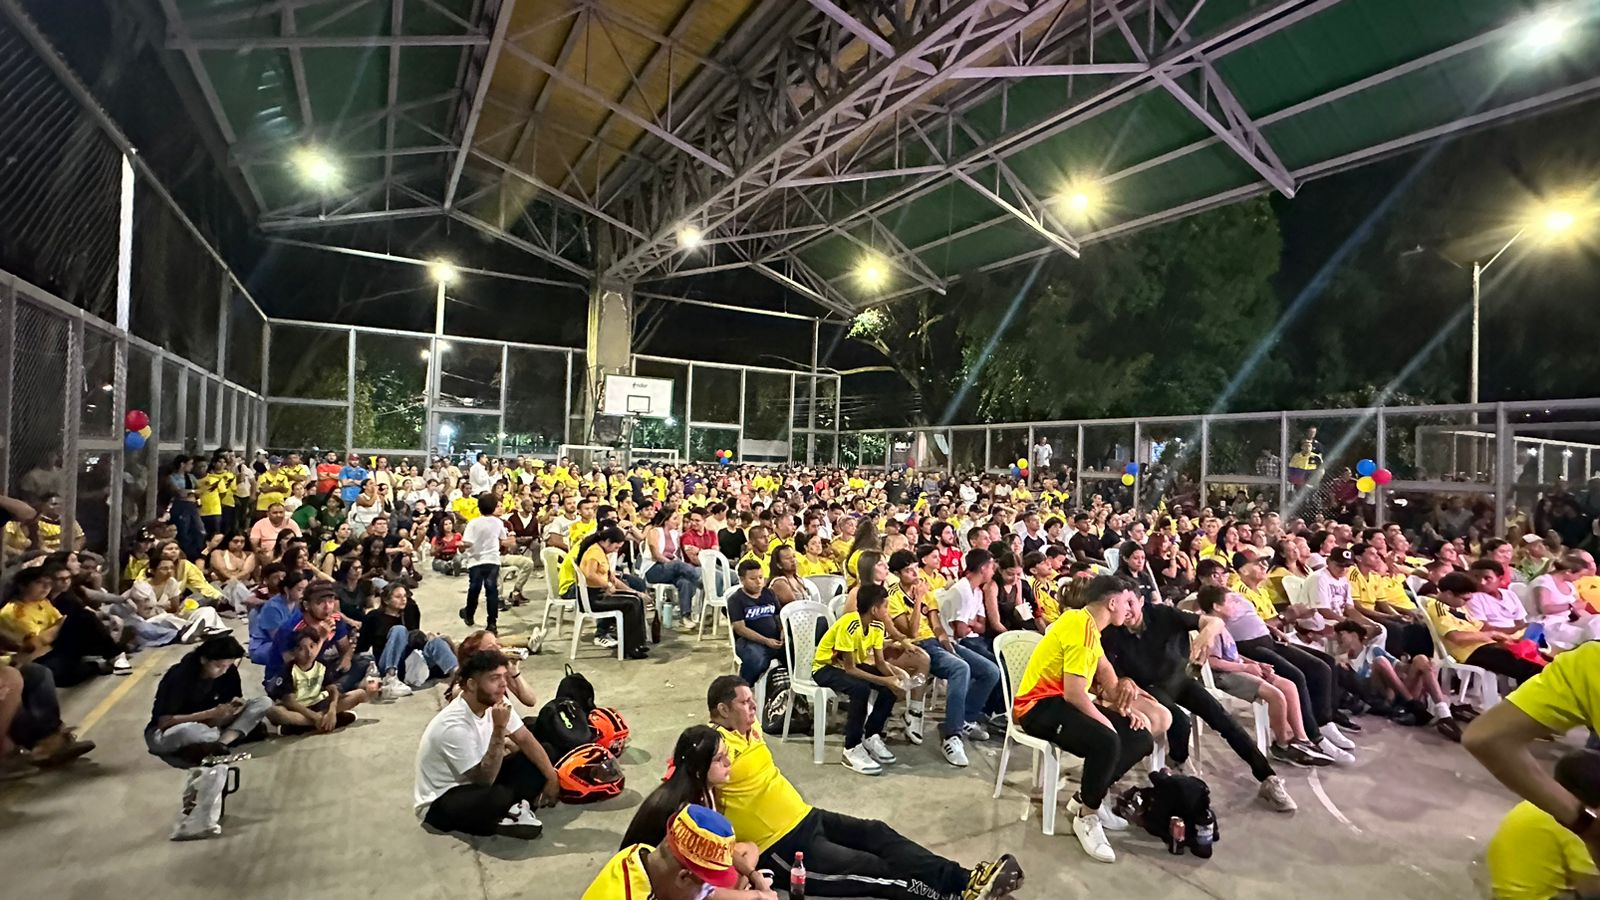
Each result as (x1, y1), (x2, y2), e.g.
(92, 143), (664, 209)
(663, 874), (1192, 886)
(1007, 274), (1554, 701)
(1487, 749), (1600, 900)
(810, 584), (901, 775)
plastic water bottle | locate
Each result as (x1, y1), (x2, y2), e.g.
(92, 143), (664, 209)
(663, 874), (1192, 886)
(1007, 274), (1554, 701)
(790, 851), (806, 899)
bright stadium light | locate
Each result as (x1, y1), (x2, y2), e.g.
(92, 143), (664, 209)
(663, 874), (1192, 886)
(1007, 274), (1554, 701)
(676, 225), (704, 250)
(856, 255), (889, 291)
(1060, 179), (1104, 219)
(429, 259), (459, 284)
(1541, 207), (1577, 235)
(1519, 9), (1574, 54)
(292, 146), (339, 189)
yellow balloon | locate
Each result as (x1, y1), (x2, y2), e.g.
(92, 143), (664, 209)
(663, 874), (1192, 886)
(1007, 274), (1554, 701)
(1356, 476), (1376, 493)
(1121, 473), (1135, 486)
(1016, 458), (1028, 468)
(137, 426), (152, 439)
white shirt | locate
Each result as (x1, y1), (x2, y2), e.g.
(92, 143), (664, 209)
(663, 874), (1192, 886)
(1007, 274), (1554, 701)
(1299, 568), (1352, 630)
(1531, 573), (1575, 625)
(414, 695), (524, 815)
(460, 515), (506, 568)
(469, 462), (493, 494)
(544, 514), (574, 540)
(951, 578), (986, 625)
(1034, 443), (1052, 467)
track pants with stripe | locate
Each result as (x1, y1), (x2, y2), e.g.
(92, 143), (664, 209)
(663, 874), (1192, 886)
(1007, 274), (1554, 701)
(763, 808), (970, 900)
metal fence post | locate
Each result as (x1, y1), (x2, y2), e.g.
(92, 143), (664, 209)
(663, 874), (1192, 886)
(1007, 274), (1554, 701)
(1278, 413), (1290, 511)
(1131, 421), (1141, 513)
(345, 329), (356, 455)
(61, 316), (82, 540)
(563, 350), (573, 450)
(1374, 408), (1387, 527)
(1494, 402), (1510, 530)
(260, 322), (271, 449)
(736, 369), (746, 462)
(145, 353), (160, 517)
(498, 343), (509, 456)
(1199, 417), (1210, 510)
(0, 276), (13, 496)
(683, 363), (694, 461)
(108, 331), (126, 589)
(1075, 425), (1084, 505)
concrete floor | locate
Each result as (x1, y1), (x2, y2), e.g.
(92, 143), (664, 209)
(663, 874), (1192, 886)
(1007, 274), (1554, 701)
(0, 573), (1546, 899)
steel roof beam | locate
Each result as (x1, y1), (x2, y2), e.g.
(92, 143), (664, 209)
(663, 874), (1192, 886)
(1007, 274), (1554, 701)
(229, 91), (457, 163)
(501, 8), (586, 193)
(283, 6), (316, 129)
(444, 0), (516, 210)
(751, 261), (856, 318)
(177, 0), (360, 33)
(265, 236), (587, 288)
(805, 0), (937, 75)
(382, 0), (404, 207)
(170, 34), (488, 49)
(259, 207), (444, 230)
(779, 189), (948, 294)
(448, 209), (595, 277)
(953, 169), (1079, 256)
(948, 62), (1149, 77)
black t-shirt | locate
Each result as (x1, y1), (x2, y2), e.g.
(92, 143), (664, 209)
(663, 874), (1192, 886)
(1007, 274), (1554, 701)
(1069, 532), (1104, 563)
(717, 527), (747, 561)
(728, 588), (781, 641)
(1101, 603), (1200, 693)
(148, 652), (244, 731)
(356, 600), (421, 656)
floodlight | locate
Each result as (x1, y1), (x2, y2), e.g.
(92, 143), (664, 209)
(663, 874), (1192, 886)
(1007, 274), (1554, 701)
(677, 225), (704, 250)
(856, 256), (889, 291)
(1519, 9), (1573, 54)
(292, 147), (339, 189)
(429, 259), (459, 284)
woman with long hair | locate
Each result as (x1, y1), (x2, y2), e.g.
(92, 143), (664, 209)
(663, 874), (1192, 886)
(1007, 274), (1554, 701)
(845, 518), (882, 589)
(1144, 530), (1180, 588)
(1115, 540), (1160, 606)
(209, 532), (257, 614)
(765, 543), (809, 607)
(643, 507), (702, 628)
(333, 558), (371, 623)
(348, 479), (382, 537)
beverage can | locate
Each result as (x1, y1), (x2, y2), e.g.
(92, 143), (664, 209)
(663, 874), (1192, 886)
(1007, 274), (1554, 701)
(1168, 816), (1186, 854)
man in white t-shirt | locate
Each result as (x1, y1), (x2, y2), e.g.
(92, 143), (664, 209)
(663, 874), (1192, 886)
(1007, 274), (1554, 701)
(543, 495), (579, 552)
(1032, 436), (1052, 483)
(414, 649), (558, 838)
(459, 495), (509, 631)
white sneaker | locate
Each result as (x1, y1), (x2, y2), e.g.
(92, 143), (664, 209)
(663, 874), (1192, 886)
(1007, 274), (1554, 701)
(841, 744), (882, 775)
(496, 800), (543, 839)
(179, 618), (205, 643)
(1259, 775), (1297, 812)
(593, 635), (619, 649)
(940, 734), (969, 767)
(380, 673), (413, 701)
(1177, 758), (1202, 777)
(1072, 810), (1116, 863)
(863, 734), (897, 765)
(1319, 723), (1356, 751)
(111, 653), (132, 676)
(1317, 737), (1356, 765)
(1067, 794), (1129, 831)
(961, 721), (990, 742)
(903, 710), (925, 745)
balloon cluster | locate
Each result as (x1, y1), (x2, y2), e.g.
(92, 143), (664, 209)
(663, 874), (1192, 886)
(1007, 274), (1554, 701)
(714, 449), (733, 465)
(123, 409), (153, 451)
(1354, 458), (1392, 495)
(1009, 457), (1030, 478)
(1121, 462), (1139, 486)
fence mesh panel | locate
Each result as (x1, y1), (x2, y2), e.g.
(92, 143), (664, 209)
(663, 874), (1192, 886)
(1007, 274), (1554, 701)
(133, 184), (221, 372)
(10, 299), (68, 501)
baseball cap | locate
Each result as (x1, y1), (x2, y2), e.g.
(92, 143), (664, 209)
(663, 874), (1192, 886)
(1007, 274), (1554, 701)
(1327, 547), (1354, 567)
(1522, 534), (1545, 545)
(268, 455), (283, 466)
(666, 805), (738, 888)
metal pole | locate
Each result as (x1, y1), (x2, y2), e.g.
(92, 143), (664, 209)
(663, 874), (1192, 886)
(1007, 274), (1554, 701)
(736, 368), (746, 462)
(0, 277), (13, 496)
(1470, 260), (1480, 407)
(1199, 418), (1210, 510)
(498, 344), (509, 456)
(808, 319), (819, 465)
(1374, 408), (1387, 527)
(345, 329), (356, 455)
(1075, 425), (1084, 505)
(1278, 413), (1290, 513)
(61, 317), (82, 541)
(1494, 402), (1510, 531)
(1131, 421), (1141, 513)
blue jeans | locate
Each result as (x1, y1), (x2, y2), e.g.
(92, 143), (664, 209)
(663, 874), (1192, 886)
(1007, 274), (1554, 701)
(378, 626), (457, 678)
(735, 637), (784, 686)
(647, 560), (701, 617)
(919, 638), (1001, 737)
(464, 563), (501, 629)
(958, 636), (1005, 715)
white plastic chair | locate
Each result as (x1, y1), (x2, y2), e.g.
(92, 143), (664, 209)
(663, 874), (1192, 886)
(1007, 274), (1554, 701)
(1103, 547), (1120, 573)
(827, 591), (850, 621)
(698, 550), (734, 641)
(539, 547), (575, 638)
(572, 577), (625, 662)
(1420, 599), (1499, 707)
(992, 630), (1076, 836)
(807, 574), (846, 604)
(778, 600), (836, 764)
(1280, 575), (1308, 608)
(1404, 575), (1426, 597)
(1510, 582), (1538, 619)
(1196, 654), (1271, 755)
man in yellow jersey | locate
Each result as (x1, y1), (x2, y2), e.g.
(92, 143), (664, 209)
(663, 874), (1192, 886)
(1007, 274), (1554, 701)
(1348, 542), (1434, 658)
(582, 804), (744, 900)
(281, 452), (311, 491)
(197, 456), (230, 538)
(1012, 576), (1153, 864)
(255, 455), (293, 514)
(1468, 640), (1600, 868)
(1486, 750), (1600, 900)
(738, 525), (772, 578)
(705, 676), (1021, 900)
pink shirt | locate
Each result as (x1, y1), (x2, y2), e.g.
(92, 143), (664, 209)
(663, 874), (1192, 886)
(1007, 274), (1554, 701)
(250, 516), (302, 553)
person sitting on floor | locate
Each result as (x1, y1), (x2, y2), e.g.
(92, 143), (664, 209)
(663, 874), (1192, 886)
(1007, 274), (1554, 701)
(705, 675), (1022, 900)
(0, 565), (130, 684)
(617, 725), (776, 898)
(1330, 619), (1461, 740)
(263, 580), (376, 695)
(585, 804), (760, 900)
(0, 661), (94, 769)
(356, 581), (457, 700)
(265, 630), (368, 735)
(125, 556), (231, 645)
(811, 583), (905, 776)
(1486, 748), (1600, 900)
(414, 649), (559, 840)
(145, 634), (272, 764)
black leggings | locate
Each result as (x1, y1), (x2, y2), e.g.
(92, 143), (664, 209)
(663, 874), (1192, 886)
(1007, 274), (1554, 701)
(813, 663), (896, 749)
(764, 808), (969, 900)
(8, 663), (62, 747)
(1018, 696), (1152, 809)
(1236, 637), (1334, 734)
(1465, 645), (1545, 683)
(36, 607), (121, 687)
(423, 752), (549, 837)
(1149, 677), (1274, 782)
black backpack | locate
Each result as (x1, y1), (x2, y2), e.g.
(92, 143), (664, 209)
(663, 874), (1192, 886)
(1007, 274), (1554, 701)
(555, 664), (597, 712)
(1115, 771), (1220, 858)
(533, 696), (598, 759)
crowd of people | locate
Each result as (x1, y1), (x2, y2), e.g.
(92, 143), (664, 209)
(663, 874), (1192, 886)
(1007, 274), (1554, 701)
(6, 446), (1600, 897)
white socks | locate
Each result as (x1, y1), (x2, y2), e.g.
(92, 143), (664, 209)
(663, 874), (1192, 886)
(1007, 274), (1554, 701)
(1432, 701), (1453, 720)
(909, 699), (925, 716)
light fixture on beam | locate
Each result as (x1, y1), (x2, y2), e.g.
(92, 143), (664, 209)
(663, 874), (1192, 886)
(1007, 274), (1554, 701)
(855, 255), (889, 291)
(1518, 8), (1573, 55)
(677, 225), (704, 250)
(291, 146), (339, 190)
(429, 259), (459, 284)
(1061, 179), (1104, 219)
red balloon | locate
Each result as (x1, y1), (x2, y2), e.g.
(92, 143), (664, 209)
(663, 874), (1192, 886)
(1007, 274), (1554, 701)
(1372, 468), (1393, 486)
(124, 409), (149, 432)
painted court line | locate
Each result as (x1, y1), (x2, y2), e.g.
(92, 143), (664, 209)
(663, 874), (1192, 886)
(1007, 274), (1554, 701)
(75, 657), (157, 737)
(1308, 769), (1362, 833)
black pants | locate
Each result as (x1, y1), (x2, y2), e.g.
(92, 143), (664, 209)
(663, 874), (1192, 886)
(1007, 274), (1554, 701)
(1236, 637), (1333, 734)
(764, 808), (970, 900)
(464, 563), (501, 629)
(587, 592), (648, 655)
(9, 662), (62, 747)
(36, 607), (121, 687)
(1149, 676), (1274, 782)
(1018, 696), (1152, 809)
(1465, 645), (1545, 683)
(813, 663), (896, 749)
(1385, 622), (1434, 659)
(423, 752), (549, 837)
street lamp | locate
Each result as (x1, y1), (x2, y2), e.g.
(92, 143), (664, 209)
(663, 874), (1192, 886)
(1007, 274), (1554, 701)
(1466, 201), (1582, 404)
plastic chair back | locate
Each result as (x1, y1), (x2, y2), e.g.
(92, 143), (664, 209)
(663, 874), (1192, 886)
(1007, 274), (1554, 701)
(700, 549), (728, 598)
(1510, 582), (1538, 618)
(993, 630), (1043, 708)
(780, 601), (830, 689)
(541, 547), (565, 598)
(1280, 575), (1307, 607)
(807, 574), (846, 600)
(1104, 547), (1120, 573)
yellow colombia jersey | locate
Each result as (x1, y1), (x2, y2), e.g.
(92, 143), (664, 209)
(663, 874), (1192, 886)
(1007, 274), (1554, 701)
(885, 584), (935, 641)
(1508, 641), (1600, 734)
(1029, 575), (1061, 624)
(1487, 801), (1598, 900)
(714, 723), (811, 852)
(580, 844), (652, 900)
(1013, 608), (1103, 719)
(1351, 568), (1415, 611)
(812, 611), (884, 672)
(796, 554), (838, 578)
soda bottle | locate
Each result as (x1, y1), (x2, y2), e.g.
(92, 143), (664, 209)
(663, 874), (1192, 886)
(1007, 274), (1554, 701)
(790, 851), (807, 899)
(1167, 816), (1186, 855)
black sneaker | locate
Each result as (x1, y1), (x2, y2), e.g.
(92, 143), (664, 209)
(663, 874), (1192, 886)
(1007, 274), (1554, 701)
(1434, 717), (1463, 743)
(964, 854), (1023, 899)
(1291, 740), (1336, 766)
(1270, 742), (1323, 768)
(1451, 704), (1480, 722)
(1332, 712), (1363, 732)
(458, 608), (474, 627)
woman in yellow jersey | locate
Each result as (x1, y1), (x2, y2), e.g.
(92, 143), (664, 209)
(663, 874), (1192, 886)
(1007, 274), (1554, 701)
(1012, 576), (1153, 864)
(811, 584), (905, 775)
(1485, 749), (1600, 900)
(843, 518), (881, 590)
(796, 532), (839, 578)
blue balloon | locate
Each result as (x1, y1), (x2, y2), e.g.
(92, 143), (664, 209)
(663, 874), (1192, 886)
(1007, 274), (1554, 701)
(718, 455), (730, 465)
(123, 431), (146, 451)
(1010, 465), (1021, 477)
(1124, 462), (1139, 475)
(1356, 458), (1376, 477)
